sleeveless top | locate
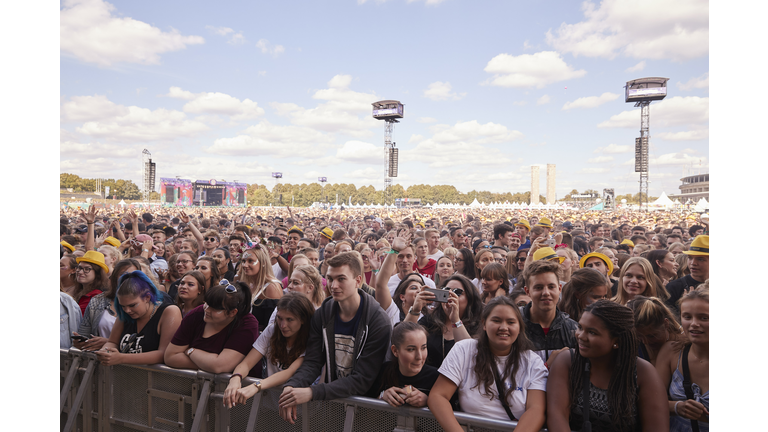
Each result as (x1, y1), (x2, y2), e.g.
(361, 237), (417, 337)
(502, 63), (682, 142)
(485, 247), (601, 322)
(251, 280), (281, 332)
(119, 297), (173, 354)
(569, 354), (640, 432)
(669, 349), (709, 432)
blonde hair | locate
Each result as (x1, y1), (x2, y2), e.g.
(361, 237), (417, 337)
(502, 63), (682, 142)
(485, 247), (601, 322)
(239, 246), (278, 304)
(613, 257), (660, 305)
(291, 265), (325, 307)
(442, 247), (459, 262)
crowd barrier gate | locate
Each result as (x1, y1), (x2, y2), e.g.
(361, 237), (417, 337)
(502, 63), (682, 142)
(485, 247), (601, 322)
(61, 348), (548, 432)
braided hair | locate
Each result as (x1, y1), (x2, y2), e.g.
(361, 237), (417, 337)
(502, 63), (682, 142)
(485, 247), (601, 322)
(570, 299), (638, 432)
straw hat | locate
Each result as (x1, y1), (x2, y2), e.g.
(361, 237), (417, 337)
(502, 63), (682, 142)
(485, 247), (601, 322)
(683, 235), (709, 256)
(515, 219), (531, 230)
(536, 217), (553, 229)
(104, 236), (121, 248)
(319, 227), (334, 240)
(532, 247), (565, 264)
(620, 239), (635, 248)
(578, 252), (614, 275)
(76, 250), (110, 274)
(61, 241), (75, 253)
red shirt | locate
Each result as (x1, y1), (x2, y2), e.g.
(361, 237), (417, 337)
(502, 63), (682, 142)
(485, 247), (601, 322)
(413, 259), (437, 280)
(78, 289), (102, 316)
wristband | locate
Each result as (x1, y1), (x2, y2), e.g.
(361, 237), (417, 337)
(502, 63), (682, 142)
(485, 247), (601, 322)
(231, 373), (243, 381)
(379, 391), (385, 399)
(386, 249), (399, 254)
(372, 269), (379, 274)
(452, 320), (464, 328)
(674, 401), (681, 416)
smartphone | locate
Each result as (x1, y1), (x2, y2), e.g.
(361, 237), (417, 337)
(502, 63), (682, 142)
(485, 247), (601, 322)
(425, 288), (450, 303)
(71, 335), (89, 342)
(546, 238), (556, 248)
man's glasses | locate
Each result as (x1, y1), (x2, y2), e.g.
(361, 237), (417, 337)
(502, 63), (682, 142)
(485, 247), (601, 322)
(75, 266), (92, 274)
(495, 258), (507, 264)
(177, 259), (193, 265)
(455, 233), (467, 237)
(516, 257), (527, 262)
(204, 237), (218, 242)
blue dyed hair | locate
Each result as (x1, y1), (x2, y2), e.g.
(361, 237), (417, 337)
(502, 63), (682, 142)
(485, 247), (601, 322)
(114, 270), (164, 323)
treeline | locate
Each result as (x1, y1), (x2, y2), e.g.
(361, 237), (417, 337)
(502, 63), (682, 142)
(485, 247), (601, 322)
(60, 173), (144, 200)
(246, 182), (544, 207)
(560, 189), (658, 205)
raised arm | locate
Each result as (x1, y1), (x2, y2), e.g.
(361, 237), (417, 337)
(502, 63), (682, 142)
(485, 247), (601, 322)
(374, 242), (400, 309)
(179, 211), (205, 254)
(81, 206), (97, 251)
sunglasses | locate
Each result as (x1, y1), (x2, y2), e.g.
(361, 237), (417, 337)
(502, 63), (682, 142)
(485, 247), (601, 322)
(451, 288), (464, 297)
(204, 237), (219, 242)
(219, 279), (237, 293)
(516, 257), (527, 262)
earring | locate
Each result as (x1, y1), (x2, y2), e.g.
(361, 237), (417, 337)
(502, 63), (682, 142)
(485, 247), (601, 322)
(613, 344), (618, 349)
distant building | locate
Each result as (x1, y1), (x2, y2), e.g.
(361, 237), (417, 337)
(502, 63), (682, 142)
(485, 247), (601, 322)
(668, 173), (709, 202)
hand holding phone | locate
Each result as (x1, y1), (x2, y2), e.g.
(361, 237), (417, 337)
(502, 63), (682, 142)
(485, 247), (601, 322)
(424, 288), (450, 303)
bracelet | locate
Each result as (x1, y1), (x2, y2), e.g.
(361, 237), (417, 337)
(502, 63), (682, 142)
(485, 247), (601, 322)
(386, 249), (399, 254)
(372, 269), (379, 274)
(674, 401), (681, 416)
(379, 391), (385, 399)
(231, 373), (243, 381)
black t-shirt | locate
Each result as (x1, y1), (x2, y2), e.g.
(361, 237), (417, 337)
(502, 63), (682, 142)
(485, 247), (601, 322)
(418, 314), (455, 369)
(120, 297), (174, 354)
(610, 279), (619, 297)
(665, 275), (703, 314)
(366, 361), (440, 397)
(168, 279), (180, 302)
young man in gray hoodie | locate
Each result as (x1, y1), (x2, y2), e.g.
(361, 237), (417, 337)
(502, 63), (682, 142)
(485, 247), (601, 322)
(278, 251), (392, 424)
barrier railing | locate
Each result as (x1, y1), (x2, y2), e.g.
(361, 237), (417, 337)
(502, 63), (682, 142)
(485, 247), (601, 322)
(61, 348), (545, 432)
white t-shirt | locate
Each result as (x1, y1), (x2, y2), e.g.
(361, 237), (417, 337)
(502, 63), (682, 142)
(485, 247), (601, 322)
(427, 250), (444, 261)
(438, 339), (548, 420)
(97, 310), (116, 339)
(252, 323), (306, 378)
(388, 274), (436, 297)
(272, 263), (287, 282)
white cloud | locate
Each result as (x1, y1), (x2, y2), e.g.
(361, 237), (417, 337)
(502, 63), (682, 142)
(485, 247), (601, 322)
(165, 87), (264, 120)
(545, 0), (708, 61)
(205, 25), (246, 44)
(60, 0), (204, 67)
(562, 92), (620, 110)
(271, 75), (378, 136)
(62, 94), (209, 141)
(416, 117), (438, 123)
(678, 73), (709, 91)
(423, 81), (465, 101)
(60, 140), (138, 159)
(513, 101), (528, 106)
(256, 39), (284, 56)
(409, 134), (425, 144)
(598, 96), (708, 128)
(651, 152), (707, 166)
(335, 141), (383, 164)
(594, 144), (631, 153)
(484, 51), (587, 89)
(205, 121), (333, 158)
(405, 120), (523, 168)
(587, 156), (614, 163)
(579, 167), (611, 174)
(61, 94), (129, 122)
(625, 61), (646, 72)
(537, 95), (551, 105)
(655, 129), (709, 141)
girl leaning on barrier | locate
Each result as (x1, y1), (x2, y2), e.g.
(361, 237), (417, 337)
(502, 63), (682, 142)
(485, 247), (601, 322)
(74, 259), (142, 351)
(96, 270), (182, 366)
(366, 321), (439, 408)
(428, 296), (547, 432)
(223, 292), (315, 409)
(546, 299), (668, 432)
(164, 280), (259, 375)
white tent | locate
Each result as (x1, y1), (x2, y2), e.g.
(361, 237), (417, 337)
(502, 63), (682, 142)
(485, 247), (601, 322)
(650, 192), (675, 210)
(469, 198), (481, 208)
(694, 198), (709, 212)
(118, 200), (127, 207)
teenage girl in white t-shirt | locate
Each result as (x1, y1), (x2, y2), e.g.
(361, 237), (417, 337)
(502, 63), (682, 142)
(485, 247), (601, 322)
(428, 296), (548, 431)
(223, 292), (315, 408)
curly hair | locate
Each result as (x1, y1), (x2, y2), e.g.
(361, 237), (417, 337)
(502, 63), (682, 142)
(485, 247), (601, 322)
(570, 300), (638, 432)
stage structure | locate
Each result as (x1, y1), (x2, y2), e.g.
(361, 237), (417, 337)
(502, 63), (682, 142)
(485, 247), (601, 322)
(318, 177), (327, 204)
(625, 77), (668, 211)
(372, 100), (404, 202)
(603, 188), (615, 210)
(272, 172), (283, 204)
(142, 149), (156, 204)
(159, 178), (246, 207)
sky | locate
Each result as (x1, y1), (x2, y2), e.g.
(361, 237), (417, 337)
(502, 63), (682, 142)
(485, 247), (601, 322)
(59, 0), (709, 199)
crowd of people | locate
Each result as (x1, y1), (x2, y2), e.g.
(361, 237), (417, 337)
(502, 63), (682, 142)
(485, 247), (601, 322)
(60, 205), (709, 431)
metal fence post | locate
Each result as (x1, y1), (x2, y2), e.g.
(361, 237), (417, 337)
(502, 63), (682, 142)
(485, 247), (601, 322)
(62, 357), (97, 432)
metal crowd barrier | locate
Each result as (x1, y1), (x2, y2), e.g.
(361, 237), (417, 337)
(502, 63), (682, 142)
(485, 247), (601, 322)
(61, 348), (545, 432)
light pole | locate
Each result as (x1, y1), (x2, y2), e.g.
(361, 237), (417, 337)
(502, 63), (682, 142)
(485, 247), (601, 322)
(319, 177), (327, 209)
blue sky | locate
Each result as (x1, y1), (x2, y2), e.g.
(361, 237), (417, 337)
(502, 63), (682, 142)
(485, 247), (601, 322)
(59, 0), (709, 198)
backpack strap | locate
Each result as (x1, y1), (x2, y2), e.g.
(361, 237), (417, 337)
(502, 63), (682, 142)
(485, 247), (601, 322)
(681, 345), (700, 432)
(491, 362), (517, 421)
